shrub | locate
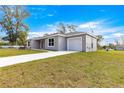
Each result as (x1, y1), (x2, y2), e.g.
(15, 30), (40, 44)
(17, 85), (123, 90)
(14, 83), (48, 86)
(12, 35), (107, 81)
(0, 42), (9, 46)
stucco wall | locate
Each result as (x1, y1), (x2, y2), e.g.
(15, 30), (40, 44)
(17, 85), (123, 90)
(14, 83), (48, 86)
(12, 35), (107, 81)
(82, 35), (86, 51)
(30, 40), (40, 49)
(44, 36), (66, 51)
(58, 36), (66, 51)
(86, 35), (92, 52)
(29, 34), (97, 52)
(44, 36), (59, 50)
(85, 35), (97, 52)
(92, 37), (97, 51)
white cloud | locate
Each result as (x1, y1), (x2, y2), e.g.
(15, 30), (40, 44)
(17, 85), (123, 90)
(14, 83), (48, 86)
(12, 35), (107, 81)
(103, 36), (110, 39)
(77, 19), (124, 45)
(104, 33), (124, 39)
(47, 10), (56, 17)
(31, 7), (36, 10)
(99, 9), (106, 12)
(79, 21), (100, 29)
(47, 14), (54, 17)
(28, 24), (57, 39)
(37, 8), (46, 11)
(30, 7), (56, 20)
(77, 19), (107, 34)
(77, 19), (124, 37)
(100, 31), (124, 40)
(31, 7), (46, 11)
(28, 31), (55, 39)
(31, 13), (37, 16)
(101, 33), (124, 45)
(112, 33), (124, 37)
(97, 26), (124, 35)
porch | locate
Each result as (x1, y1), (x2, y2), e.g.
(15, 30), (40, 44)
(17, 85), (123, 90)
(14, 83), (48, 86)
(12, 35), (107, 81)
(33, 39), (45, 49)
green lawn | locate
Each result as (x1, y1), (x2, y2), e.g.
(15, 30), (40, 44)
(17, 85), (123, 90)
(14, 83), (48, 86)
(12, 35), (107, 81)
(0, 49), (47, 57)
(0, 50), (124, 87)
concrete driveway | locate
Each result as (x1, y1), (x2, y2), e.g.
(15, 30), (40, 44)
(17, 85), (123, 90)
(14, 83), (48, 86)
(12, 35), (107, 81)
(0, 51), (77, 67)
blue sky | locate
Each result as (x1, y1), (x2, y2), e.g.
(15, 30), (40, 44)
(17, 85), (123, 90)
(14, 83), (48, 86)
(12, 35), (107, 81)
(1, 5), (124, 45)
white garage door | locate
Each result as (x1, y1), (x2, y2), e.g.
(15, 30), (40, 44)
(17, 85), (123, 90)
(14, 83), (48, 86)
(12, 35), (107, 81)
(67, 37), (82, 51)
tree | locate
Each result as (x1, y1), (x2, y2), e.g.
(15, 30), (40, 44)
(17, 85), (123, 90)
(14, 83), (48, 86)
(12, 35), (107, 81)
(108, 43), (116, 49)
(114, 39), (119, 46)
(43, 33), (49, 36)
(16, 30), (28, 46)
(56, 23), (77, 34)
(96, 35), (104, 49)
(0, 5), (29, 45)
(102, 45), (107, 49)
(66, 24), (77, 32)
(56, 23), (66, 34)
(120, 35), (124, 45)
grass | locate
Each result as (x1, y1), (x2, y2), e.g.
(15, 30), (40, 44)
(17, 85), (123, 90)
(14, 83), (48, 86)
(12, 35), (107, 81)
(0, 48), (47, 57)
(0, 50), (124, 87)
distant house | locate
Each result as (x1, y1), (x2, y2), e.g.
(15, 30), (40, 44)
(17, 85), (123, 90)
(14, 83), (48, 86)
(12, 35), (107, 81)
(27, 32), (97, 52)
(116, 45), (124, 50)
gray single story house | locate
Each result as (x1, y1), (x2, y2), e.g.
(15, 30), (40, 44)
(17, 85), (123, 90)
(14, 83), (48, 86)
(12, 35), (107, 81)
(27, 32), (97, 52)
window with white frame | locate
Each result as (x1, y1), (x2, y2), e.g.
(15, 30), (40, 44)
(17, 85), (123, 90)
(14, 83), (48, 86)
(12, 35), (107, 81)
(48, 38), (54, 47)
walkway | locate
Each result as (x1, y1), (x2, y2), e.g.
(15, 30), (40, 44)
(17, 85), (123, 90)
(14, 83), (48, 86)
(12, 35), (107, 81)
(0, 51), (76, 67)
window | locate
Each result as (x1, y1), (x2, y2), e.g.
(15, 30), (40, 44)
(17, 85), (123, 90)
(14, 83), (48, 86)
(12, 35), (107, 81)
(28, 41), (30, 46)
(91, 43), (93, 48)
(48, 38), (54, 47)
